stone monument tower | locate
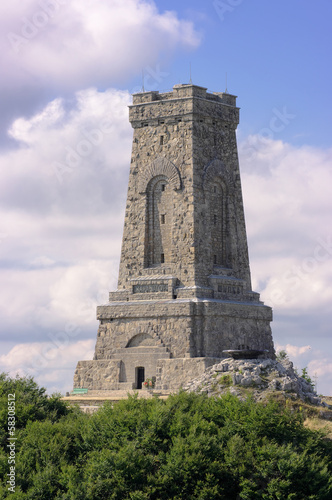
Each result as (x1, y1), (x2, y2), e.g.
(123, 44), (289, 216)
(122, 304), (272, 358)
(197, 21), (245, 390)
(74, 83), (275, 392)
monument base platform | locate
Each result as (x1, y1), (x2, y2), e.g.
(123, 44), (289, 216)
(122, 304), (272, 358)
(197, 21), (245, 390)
(74, 297), (274, 393)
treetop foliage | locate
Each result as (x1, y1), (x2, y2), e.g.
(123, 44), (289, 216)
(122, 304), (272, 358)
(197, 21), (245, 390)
(0, 374), (331, 499)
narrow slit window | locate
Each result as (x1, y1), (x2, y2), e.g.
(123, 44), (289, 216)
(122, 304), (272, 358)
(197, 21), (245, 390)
(161, 214), (165, 224)
(160, 135), (164, 145)
(161, 184), (165, 192)
(161, 253), (165, 263)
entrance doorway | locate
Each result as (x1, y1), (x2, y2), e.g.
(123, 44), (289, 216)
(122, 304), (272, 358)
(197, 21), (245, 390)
(136, 367), (145, 389)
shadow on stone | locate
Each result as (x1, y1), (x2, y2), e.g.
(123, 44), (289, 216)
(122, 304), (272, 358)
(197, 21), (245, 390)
(222, 349), (269, 360)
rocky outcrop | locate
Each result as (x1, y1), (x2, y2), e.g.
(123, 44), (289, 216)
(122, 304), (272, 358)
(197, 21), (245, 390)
(183, 357), (330, 407)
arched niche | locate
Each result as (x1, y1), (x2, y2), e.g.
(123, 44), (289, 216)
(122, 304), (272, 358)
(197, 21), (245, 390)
(203, 158), (232, 189)
(208, 177), (227, 266)
(203, 159), (230, 268)
(138, 157), (182, 194)
(145, 175), (173, 267)
(126, 333), (158, 347)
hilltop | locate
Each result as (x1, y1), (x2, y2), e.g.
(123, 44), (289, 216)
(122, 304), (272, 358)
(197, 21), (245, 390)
(183, 356), (332, 417)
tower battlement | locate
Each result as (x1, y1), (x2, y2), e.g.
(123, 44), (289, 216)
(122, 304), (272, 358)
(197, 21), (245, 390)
(129, 84), (238, 132)
(131, 83), (237, 107)
(73, 83), (275, 393)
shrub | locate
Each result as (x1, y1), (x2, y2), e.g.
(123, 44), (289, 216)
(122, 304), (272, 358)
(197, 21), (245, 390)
(0, 377), (331, 499)
(219, 374), (232, 387)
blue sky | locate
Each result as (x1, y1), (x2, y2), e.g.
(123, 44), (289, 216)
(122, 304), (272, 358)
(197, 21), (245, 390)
(126, 0), (332, 147)
(0, 0), (331, 396)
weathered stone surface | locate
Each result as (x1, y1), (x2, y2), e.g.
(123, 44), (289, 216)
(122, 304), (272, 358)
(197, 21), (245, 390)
(73, 360), (121, 390)
(155, 357), (220, 391)
(73, 83), (275, 392)
(183, 357), (326, 406)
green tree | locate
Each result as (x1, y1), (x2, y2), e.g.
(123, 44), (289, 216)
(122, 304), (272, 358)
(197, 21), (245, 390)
(301, 367), (315, 389)
(276, 349), (288, 361)
(0, 378), (331, 499)
(0, 373), (70, 432)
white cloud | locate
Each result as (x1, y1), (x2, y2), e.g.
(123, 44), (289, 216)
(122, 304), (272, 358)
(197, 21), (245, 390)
(238, 137), (332, 396)
(0, 339), (95, 394)
(274, 343), (332, 396)
(8, 98), (65, 143)
(1, 0), (201, 91)
(275, 343), (312, 358)
(0, 88), (128, 344)
(239, 137), (332, 313)
(306, 358), (332, 396)
(0, 87), (132, 215)
(308, 358), (332, 380)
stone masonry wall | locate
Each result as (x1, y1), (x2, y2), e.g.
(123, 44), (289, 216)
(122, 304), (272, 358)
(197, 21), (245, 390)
(74, 360), (121, 390)
(117, 97), (195, 289)
(93, 298), (274, 361)
(155, 357), (221, 391)
(94, 315), (193, 360)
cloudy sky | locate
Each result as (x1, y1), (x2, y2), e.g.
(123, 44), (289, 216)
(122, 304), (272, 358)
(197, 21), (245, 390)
(1, 0), (331, 396)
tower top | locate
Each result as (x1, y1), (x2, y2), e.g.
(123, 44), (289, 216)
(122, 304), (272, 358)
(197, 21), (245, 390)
(131, 83), (237, 107)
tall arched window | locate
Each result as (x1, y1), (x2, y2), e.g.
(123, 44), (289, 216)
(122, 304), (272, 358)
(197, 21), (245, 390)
(210, 179), (227, 266)
(145, 175), (172, 267)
